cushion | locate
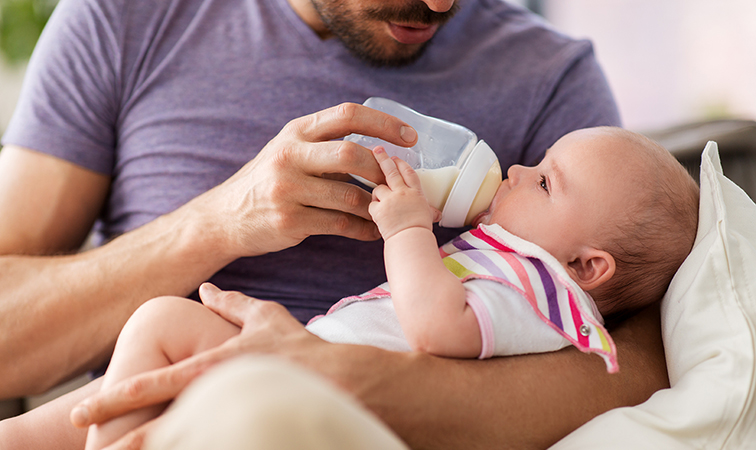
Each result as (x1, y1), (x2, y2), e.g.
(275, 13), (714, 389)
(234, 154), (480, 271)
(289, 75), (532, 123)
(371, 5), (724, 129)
(551, 141), (756, 449)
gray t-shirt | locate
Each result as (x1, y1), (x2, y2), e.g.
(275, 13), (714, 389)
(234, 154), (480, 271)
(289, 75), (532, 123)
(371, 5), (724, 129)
(2, 0), (620, 322)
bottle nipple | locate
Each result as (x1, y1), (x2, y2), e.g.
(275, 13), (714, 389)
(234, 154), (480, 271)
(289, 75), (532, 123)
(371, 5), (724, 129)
(439, 141), (502, 228)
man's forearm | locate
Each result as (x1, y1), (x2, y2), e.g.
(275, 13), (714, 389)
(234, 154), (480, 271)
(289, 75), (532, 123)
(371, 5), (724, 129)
(293, 303), (668, 449)
(0, 205), (234, 398)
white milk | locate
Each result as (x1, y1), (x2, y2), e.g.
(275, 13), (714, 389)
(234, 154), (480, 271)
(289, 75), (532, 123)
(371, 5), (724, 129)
(416, 166), (460, 210)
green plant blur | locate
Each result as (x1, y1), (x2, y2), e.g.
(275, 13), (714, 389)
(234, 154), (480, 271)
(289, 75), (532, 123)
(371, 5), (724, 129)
(0, 0), (57, 64)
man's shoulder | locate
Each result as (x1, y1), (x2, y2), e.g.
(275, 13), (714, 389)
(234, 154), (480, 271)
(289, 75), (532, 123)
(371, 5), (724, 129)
(445, 0), (593, 72)
(461, 0), (577, 44)
(59, 0), (250, 31)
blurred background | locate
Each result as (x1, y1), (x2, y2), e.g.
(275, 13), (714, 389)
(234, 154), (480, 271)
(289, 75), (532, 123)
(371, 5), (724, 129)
(536, 0), (756, 133)
(2, 0), (756, 135)
(0, 0), (55, 132)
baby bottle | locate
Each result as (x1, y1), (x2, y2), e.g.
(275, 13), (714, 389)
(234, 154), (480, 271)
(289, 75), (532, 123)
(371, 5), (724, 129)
(345, 97), (502, 228)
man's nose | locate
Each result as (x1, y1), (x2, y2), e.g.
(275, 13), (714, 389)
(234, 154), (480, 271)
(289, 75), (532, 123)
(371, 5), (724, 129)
(421, 0), (455, 13)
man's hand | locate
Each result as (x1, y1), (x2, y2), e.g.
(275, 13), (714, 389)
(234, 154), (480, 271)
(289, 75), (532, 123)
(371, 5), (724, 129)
(69, 283), (317, 449)
(191, 103), (419, 259)
(368, 147), (440, 240)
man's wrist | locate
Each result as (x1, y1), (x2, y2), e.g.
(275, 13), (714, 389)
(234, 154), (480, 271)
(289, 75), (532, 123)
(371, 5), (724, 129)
(152, 199), (240, 272)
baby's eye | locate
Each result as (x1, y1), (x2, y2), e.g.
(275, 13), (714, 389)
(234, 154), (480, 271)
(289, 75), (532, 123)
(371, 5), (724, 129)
(539, 175), (549, 193)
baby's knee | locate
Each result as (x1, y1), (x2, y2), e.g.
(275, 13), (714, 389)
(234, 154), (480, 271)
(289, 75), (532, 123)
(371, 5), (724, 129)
(122, 296), (200, 337)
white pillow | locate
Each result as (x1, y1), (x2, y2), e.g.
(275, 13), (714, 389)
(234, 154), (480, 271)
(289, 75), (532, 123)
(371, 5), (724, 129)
(551, 141), (756, 449)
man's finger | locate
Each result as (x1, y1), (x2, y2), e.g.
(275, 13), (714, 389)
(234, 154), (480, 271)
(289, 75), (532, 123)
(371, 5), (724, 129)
(269, 205), (380, 242)
(308, 208), (380, 241)
(287, 139), (381, 181)
(71, 359), (208, 427)
(199, 283), (253, 327)
(201, 288), (309, 339)
(291, 103), (417, 147)
(296, 173), (374, 221)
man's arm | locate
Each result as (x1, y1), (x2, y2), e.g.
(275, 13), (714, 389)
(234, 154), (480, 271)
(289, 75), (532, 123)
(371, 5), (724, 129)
(0, 146), (109, 255)
(0, 104), (418, 398)
(336, 305), (668, 449)
(0, 146), (238, 396)
(72, 290), (667, 450)
(256, 303), (669, 449)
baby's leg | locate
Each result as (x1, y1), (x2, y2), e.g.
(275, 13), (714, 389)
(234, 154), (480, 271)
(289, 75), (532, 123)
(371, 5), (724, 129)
(0, 379), (100, 450)
(86, 296), (240, 450)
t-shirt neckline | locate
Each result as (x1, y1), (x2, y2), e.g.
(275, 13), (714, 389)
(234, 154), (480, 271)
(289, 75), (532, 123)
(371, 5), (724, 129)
(270, 0), (346, 58)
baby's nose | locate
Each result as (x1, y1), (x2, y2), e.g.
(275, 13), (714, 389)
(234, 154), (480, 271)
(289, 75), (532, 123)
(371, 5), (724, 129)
(507, 164), (525, 184)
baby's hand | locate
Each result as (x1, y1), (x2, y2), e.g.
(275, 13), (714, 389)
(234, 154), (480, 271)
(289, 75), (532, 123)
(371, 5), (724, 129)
(368, 147), (441, 240)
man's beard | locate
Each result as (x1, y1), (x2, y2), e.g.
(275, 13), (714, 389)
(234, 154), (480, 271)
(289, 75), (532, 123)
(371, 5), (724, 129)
(311, 0), (460, 67)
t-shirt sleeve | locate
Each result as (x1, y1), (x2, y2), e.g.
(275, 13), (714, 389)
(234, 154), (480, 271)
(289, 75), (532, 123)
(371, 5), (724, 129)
(1, 0), (120, 175)
(519, 41), (622, 166)
(464, 278), (570, 359)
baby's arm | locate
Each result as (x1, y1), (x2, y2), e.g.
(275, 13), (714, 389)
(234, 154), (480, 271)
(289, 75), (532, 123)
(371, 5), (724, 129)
(85, 293), (240, 450)
(368, 148), (482, 358)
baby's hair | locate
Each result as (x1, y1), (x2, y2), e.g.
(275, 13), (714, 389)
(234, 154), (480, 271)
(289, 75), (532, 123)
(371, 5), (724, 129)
(592, 128), (700, 322)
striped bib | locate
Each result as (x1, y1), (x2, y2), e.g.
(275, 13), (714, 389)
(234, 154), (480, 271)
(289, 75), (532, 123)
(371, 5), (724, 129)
(441, 224), (618, 373)
(325, 224), (619, 373)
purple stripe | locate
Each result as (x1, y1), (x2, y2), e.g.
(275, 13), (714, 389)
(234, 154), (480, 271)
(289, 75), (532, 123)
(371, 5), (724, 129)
(466, 251), (507, 279)
(452, 235), (476, 251)
(529, 257), (562, 330)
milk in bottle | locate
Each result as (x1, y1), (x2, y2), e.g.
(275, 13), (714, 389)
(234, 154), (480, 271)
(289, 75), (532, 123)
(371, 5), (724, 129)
(345, 97), (502, 228)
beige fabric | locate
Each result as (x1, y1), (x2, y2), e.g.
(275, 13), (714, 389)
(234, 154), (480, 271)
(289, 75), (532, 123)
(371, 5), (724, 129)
(145, 356), (410, 450)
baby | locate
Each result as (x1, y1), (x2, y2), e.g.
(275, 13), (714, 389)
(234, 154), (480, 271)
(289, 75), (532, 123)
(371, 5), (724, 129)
(0, 126), (701, 450)
(308, 125), (700, 357)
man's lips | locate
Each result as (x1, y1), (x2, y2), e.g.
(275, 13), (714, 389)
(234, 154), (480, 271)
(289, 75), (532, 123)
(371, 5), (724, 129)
(387, 22), (440, 45)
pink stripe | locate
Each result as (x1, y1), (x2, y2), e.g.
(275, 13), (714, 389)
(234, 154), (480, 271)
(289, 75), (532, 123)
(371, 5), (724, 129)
(465, 291), (495, 359)
(306, 314), (324, 326)
(369, 287), (390, 297)
(470, 227), (514, 252)
(500, 252), (537, 306)
(568, 291), (590, 348)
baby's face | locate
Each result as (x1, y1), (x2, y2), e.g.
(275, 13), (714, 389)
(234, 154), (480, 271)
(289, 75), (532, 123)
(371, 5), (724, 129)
(473, 129), (638, 265)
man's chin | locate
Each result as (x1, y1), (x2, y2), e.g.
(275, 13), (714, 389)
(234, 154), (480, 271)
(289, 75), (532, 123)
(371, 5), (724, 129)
(350, 41), (429, 67)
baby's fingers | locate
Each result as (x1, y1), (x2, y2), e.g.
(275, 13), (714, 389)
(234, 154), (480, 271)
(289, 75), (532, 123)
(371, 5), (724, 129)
(372, 147), (406, 190)
(392, 157), (423, 191)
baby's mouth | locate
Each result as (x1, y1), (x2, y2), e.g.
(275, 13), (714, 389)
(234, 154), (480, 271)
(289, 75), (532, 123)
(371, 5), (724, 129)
(471, 209), (490, 228)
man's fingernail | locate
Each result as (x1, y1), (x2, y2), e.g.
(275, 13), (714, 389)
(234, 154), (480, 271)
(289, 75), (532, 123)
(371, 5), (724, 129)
(71, 406), (90, 426)
(400, 126), (417, 143)
(200, 282), (221, 298)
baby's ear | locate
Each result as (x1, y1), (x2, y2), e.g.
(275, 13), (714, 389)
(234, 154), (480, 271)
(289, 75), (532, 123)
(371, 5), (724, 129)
(566, 248), (615, 291)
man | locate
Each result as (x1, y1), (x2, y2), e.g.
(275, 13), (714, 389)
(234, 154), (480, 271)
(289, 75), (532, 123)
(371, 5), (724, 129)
(0, 0), (668, 447)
